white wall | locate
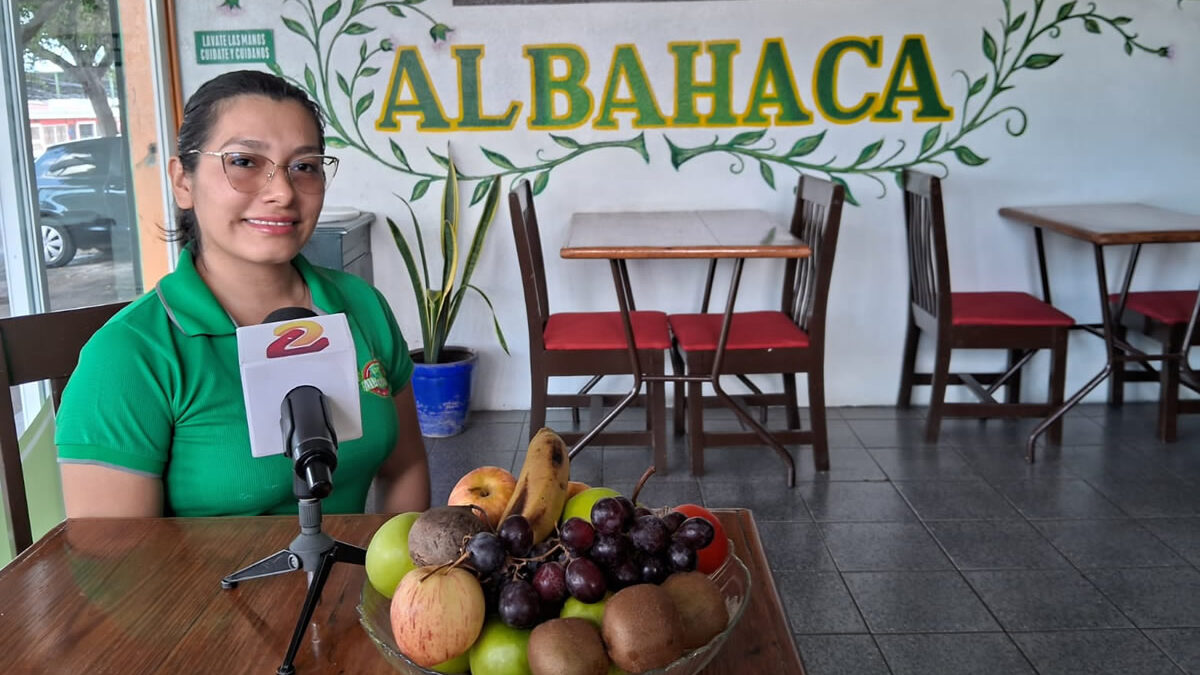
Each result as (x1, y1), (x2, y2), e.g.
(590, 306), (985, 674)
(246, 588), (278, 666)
(177, 0), (1200, 410)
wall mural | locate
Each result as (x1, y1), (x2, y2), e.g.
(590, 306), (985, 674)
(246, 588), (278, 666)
(226, 0), (1184, 206)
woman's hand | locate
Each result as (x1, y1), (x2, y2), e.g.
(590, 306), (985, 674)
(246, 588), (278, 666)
(373, 384), (431, 513)
(61, 464), (164, 518)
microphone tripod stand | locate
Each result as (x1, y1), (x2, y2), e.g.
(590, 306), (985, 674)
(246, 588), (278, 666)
(221, 477), (366, 675)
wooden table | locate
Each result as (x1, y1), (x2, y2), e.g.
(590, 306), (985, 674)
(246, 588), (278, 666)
(563, 210), (811, 485)
(0, 509), (803, 674)
(999, 203), (1200, 458)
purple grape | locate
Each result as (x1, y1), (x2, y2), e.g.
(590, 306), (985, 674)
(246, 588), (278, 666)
(667, 540), (697, 572)
(673, 517), (715, 550)
(639, 554), (671, 584)
(565, 557), (607, 603)
(560, 517), (595, 556)
(630, 515), (669, 554)
(588, 532), (630, 567)
(532, 560), (568, 604)
(662, 511), (687, 533)
(606, 559), (641, 590)
(498, 579), (541, 628)
(498, 514), (534, 557)
(633, 506), (653, 519)
(524, 539), (557, 575)
(614, 497), (636, 528)
(466, 532), (506, 575)
(590, 498), (624, 535)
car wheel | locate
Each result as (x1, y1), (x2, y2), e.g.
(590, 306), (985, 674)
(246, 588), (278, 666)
(42, 222), (77, 268)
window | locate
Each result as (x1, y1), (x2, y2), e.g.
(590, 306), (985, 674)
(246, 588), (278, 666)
(76, 121), (96, 138)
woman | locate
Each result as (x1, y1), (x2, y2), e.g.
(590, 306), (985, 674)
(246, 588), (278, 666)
(55, 70), (430, 517)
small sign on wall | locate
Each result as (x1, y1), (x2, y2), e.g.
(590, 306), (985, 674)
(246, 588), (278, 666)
(195, 30), (275, 65)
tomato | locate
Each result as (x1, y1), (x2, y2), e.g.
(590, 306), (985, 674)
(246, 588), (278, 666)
(672, 504), (730, 574)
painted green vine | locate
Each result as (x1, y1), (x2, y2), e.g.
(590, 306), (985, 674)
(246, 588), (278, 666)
(664, 0), (1172, 205)
(272, 0), (648, 205)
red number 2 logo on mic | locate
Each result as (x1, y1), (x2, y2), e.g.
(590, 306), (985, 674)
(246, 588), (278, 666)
(265, 320), (330, 358)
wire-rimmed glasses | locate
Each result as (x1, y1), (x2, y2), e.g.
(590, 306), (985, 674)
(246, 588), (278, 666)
(186, 150), (339, 195)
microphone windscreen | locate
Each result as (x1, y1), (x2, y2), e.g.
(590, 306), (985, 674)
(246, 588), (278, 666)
(263, 306), (317, 324)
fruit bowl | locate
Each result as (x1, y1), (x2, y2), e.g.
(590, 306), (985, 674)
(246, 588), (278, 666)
(357, 543), (752, 675)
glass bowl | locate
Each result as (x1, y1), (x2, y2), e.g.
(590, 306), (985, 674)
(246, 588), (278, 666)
(357, 543), (752, 675)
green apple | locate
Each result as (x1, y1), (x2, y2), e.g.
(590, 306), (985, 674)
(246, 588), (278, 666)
(561, 487), (621, 523)
(431, 650), (470, 674)
(559, 591), (611, 628)
(364, 511), (420, 598)
(469, 617), (532, 675)
(608, 665), (629, 675)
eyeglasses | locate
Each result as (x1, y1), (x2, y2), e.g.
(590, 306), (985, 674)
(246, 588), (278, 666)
(186, 150), (339, 195)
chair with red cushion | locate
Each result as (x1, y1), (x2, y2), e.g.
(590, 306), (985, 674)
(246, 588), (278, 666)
(897, 170), (1075, 443)
(508, 179), (670, 469)
(1108, 286), (1200, 441)
(668, 174), (844, 477)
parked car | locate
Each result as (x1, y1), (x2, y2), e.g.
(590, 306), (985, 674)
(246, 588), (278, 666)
(35, 136), (131, 267)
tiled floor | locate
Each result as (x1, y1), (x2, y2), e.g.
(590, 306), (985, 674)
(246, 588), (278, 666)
(426, 403), (1200, 675)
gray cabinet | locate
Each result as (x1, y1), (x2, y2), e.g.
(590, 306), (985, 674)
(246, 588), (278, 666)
(301, 212), (373, 284)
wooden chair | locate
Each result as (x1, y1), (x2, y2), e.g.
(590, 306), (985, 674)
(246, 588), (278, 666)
(507, 180), (670, 468)
(897, 170), (1075, 443)
(1, 302), (128, 556)
(1108, 285), (1200, 441)
(667, 174), (844, 477)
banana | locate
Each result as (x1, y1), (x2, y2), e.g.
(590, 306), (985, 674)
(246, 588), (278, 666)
(500, 428), (570, 544)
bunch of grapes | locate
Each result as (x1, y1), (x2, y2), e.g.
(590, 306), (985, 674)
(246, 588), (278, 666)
(458, 497), (715, 631)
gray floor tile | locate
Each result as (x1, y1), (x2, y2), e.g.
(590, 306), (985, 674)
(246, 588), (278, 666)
(563, 444), (604, 486)
(1061, 446), (1182, 483)
(845, 417), (936, 449)
(601, 444), (694, 484)
(774, 570), (867, 634)
(820, 522), (952, 571)
(1011, 629), (1183, 675)
(839, 405), (925, 420)
(799, 482), (917, 522)
(1141, 517), (1200, 567)
(1085, 567), (1200, 628)
(694, 444), (809, 482)
(866, 445), (980, 480)
(608, 478), (702, 509)
(937, 415), (1108, 447)
(895, 480), (1022, 520)
(875, 633), (1035, 675)
(469, 410), (526, 424)
(793, 446), (889, 481)
(842, 571), (999, 633)
(794, 634), (889, 675)
(957, 444), (1078, 482)
(1087, 480), (1200, 517)
(993, 478), (1127, 519)
(964, 570), (1132, 631)
(1144, 628), (1200, 674)
(927, 520), (1071, 570)
(700, 481), (812, 522)
(1033, 519), (1189, 568)
(756, 521), (836, 571)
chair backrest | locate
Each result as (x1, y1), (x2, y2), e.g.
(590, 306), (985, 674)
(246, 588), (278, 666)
(508, 180), (550, 351)
(902, 170), (953, 323)
(0, 301), (128, 555)
(784, 174), (845, 343)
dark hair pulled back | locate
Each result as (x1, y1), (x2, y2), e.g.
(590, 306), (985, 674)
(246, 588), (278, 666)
(171, 70), (325, 250)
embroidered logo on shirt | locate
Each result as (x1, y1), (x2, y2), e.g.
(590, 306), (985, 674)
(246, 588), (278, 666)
(360, 359), (390, 397)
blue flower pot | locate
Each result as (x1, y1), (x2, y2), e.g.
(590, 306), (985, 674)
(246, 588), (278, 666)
(410, 347), (477, 437)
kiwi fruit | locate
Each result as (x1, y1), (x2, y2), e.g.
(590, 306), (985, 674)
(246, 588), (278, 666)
(660, 571), (729, 649)
(528, 617), (609, 675)
(407, 505), (487, 566)
(601, 584), (685, 672)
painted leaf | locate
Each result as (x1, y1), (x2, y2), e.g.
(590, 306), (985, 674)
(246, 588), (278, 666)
(267, 61), (284, 77)
(969, 75), (988, 96)
(1111, 16), (1131, 26)
(411, 179), (431, 201)
(355, 92), (374, 118)
(550, 134), (580, 149)
(920, 124), (941, 154)
(361, 66), (380, 78)
(303, 66), (317, 96)
(1124, 41), (1133, 56)
(345, 22), (374, 35)
(352, 0), (366, 12)
(1008, 11), (1026, 33)
(337, 73), (351, 98)
(953, 146), (988, 166)
(787, 131), (826, 157)
(386, 5), (406, 16)
(758, 161), (775, 189)
(1084, 18), (1101, 34)
(855, 139), (884, 166)
(1022, 53), (1061, 69)
(282, 17), (309, 41)
(325, 136), (349, 148)
(481, 148), (516, 170)
(359, 41), (368, 60)
(470, 179), (491, 206)
(1056, 1), (1076, 21)
(982, 29), (997, 62)
(389, 140), (411, 170)
(321, 0), (342, 27)
(893, 170), (905, 191)
(532, 170), (550, 195)
(731, 129), (767, 147)
(430, 23), (452, 42)
(428, 150), (450, 170)
(831, 176), (858, 207)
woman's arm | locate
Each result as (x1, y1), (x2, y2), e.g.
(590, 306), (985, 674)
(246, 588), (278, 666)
(60, 464), (164, 517)
(373, 385), (431, 513)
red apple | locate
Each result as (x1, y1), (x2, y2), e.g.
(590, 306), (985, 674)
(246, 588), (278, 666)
(391, 566), (486, 668)
(673, 504), (730, 574)
(567, 480), (592, 500)
(448, 466), (517, 529)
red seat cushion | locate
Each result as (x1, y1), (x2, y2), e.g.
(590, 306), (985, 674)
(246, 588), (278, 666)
(544, 311), (671, 350)
(1109, 290), (1199, 325)
(668, 311), (810, 351)
(951, 292), (1075, 327)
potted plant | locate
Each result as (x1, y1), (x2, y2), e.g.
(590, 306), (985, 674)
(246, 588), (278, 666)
(388, 152), (507, 437)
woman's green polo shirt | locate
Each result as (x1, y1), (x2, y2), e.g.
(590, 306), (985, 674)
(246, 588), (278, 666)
(55, 248), (414, 516)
